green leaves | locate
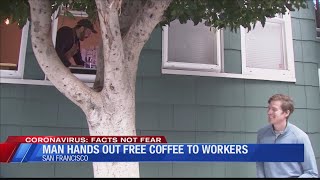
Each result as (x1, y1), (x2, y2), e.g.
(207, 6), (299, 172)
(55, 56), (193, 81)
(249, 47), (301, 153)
(0, 0), (97, 28)
(162, 0), (307, 32)
(64, 10), (75, 19)
(0, 0), (30, 28)
(0, 0), (307, 32)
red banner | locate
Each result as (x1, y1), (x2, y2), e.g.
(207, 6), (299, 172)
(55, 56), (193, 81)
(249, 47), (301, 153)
(0, 143), (19, 163)
(5, 136), (167, 144)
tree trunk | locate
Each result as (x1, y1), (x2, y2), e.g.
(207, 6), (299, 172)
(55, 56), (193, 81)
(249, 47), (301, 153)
(86, 54), (138, 177)
(86, 84), (139, 178)
(92, 162), (139, 178)
(87, 103), (139, 178)
(29, 0), (172, 178)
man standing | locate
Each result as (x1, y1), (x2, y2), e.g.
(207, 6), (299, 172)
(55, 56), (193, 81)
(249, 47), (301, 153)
(256, 94), (318, 178)
(55, 19), (97, 67)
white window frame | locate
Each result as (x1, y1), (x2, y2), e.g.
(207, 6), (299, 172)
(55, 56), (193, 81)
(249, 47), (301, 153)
(162, 13), (296, 83)
(0, 21), (29, 79)
(50, 8), (96, 83)
(240, 13), (296, 82)
(318, 68), (320, 88)
(162, 20), (223, 74)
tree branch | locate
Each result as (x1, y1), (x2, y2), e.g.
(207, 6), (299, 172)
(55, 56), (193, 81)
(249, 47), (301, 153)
(119, 0), (146, 37)
(95, 0), (131, 99)
(93, 42), (104, 92)
(28, 0), (102, 112)
(122, 0), (172, 85)
(123, 0), (172, 52)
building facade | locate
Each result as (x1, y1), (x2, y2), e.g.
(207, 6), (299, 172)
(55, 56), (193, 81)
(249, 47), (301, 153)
(0, 0), (319, 178)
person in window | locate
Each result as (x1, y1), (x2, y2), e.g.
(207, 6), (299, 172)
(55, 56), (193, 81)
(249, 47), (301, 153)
(55, 19), (97, 67)
(256, 94), (318, 178)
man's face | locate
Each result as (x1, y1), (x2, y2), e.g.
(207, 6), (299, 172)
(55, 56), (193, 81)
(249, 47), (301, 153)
(267, 100), (289, 125)
(79, 28), (92, 41)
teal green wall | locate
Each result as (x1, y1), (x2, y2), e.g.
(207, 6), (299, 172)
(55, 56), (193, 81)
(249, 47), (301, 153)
(1, 1), (319, 177)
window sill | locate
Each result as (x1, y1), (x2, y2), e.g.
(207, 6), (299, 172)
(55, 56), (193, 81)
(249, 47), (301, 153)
(0, 78), (94, 87)
(0, 63), (17, 70)
(69, 66), (96, 74)
(162, 68), (296, 83)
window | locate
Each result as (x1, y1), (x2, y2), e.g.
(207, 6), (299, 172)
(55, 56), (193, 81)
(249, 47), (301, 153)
(0, 19), (29, 78)
(162, 19), (223, 73)
(50, 8), (101, 82)
(240, 13), (295, 82)
(162, 13), (295, 82)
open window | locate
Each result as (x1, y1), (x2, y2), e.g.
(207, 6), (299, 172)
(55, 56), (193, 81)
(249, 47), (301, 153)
(0, 19), (29, 78)
(240, 13), (296, 82)
(51, 8), (101, 82)
(162, 19), (223, 74)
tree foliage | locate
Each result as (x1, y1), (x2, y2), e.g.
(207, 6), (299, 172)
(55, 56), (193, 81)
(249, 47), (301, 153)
(0, 0), (29, 28)
(0, 0), (307, 31)
(162, 0), (307, 31)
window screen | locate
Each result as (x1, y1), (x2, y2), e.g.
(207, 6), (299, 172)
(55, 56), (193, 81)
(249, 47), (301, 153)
(168, 20), (217, 65)
(245, 21), (287, 70)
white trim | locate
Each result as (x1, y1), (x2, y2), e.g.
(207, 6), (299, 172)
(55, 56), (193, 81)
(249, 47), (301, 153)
(283, 13), (295, 77)
(0, 21), (29, 79)
(162, 25), (168, 71)
(162, 69), (296, 82)
(73, 74), (96, 83)
(240, 13), (296, 82)
(220, 30), (225, 72)
(0, 78), (53, 86)
(163, 61), (220, 71)
(45, 73), (96, 83)
(60, 9), (89, 17)
(162, 21), (223, 73)
(51, 8), (60, 46)
(318, 68), (320, 88)
(0, 78), (94, 87)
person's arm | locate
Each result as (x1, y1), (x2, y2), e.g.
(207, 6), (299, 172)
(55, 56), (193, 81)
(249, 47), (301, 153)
(55, 29), (70, 67)
(73, 42), (84, 66)
(256, 132), (265, 178)
(67, 57), (77, 66)
(55, 28), (77, 67)
(65, 43), (79, 66)
(298, 135), (318, 178)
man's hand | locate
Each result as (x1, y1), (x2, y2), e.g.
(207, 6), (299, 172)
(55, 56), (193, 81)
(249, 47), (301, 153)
(67, 57), (77, 66)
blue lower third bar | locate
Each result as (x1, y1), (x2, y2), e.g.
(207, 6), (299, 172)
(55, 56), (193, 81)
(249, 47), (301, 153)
(11, 144), (304, 162)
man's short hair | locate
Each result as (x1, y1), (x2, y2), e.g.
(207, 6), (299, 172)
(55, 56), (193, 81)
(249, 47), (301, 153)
(75, 19), (97, 33)
(268, 94), (294, 117)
